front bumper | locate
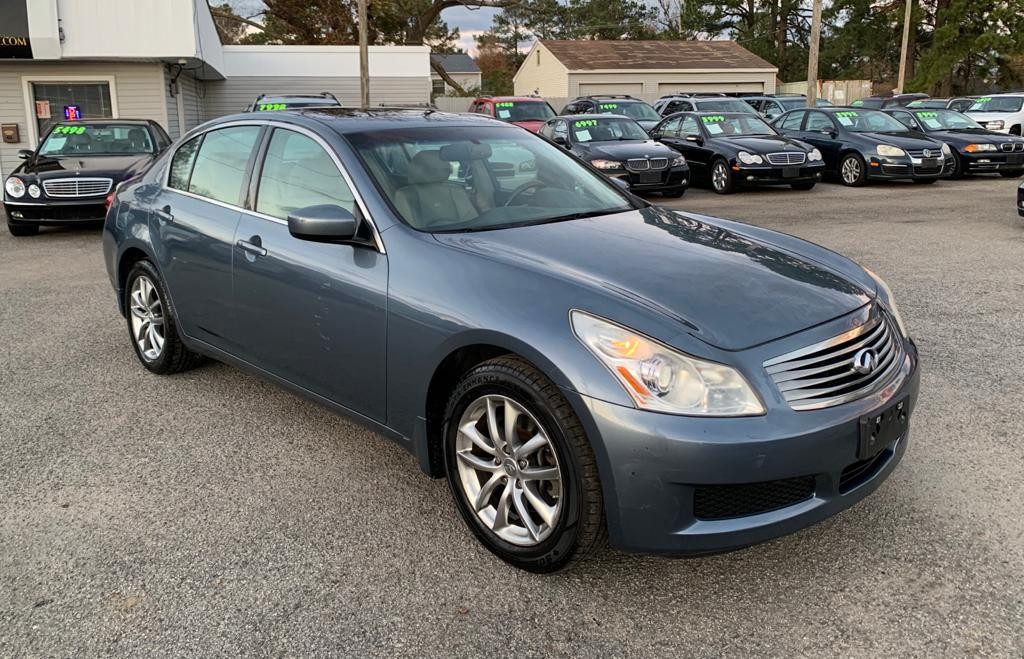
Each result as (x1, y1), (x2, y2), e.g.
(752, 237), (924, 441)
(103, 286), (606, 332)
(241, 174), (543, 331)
(569, 337), (920, 555)
(732, 161), (825, 186)
(608, 165), (689, 192)
(959, 150), (1024, 174)
(869, 154), (946, 180)
(4, 198), (106, 224)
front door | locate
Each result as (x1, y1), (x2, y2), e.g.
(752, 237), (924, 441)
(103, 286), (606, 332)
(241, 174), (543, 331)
(232, 127), (388, 421)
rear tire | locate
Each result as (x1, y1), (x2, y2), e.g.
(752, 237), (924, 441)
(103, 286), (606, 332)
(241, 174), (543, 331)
(7, 220), (38, 236)
(443, 356), (606, 573)
(710, 158), (734, 194)
(790, 181), (816, 191)
(124, 260), (203, 375)
(839, 153), (868, 187)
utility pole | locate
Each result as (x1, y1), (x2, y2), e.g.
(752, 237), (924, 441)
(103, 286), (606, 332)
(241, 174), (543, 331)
(358, 0), (369, 109)
(896, 0), (912, 93)
(806, 0), (822, 107)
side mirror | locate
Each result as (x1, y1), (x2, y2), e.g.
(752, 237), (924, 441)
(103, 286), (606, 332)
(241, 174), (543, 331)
(649, 131), (662, 140)
(17, 149), (33, 160)
(685, 134), (703, 144)
(609, 177), (631, 193)
(552, 135), (568, 147)
(287, 204), (359, 243)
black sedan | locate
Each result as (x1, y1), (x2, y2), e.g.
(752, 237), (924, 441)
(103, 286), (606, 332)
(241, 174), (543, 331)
(3, 119), (171, 236)
(1019, 181), (1024, 217)
(649, 111), (825, 194)
(539, 114), (689, 197)
(883, 108), (1024, 179)
(772, 107), (952, 186)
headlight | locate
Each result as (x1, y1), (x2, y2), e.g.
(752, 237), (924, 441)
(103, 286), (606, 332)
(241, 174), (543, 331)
(591, 159), (623, 170)
(876, 145), (906, 157)
(570, 311), (764, 416)
(964, 143), (997, 152)
(940, 142), (952, 156)
(737, 151), (763, 165)
(988, 120), (1004, 130)
(808, 148), (823, 161)
(670, 155), (686, 166)
(864, 269), (909, 339)
(5, 177), (25, 198)
(27, 184), (41, 198)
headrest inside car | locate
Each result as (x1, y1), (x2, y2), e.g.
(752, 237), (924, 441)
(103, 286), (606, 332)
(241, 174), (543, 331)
(407, 150), (453, 184)
(439, 142), (492, 162)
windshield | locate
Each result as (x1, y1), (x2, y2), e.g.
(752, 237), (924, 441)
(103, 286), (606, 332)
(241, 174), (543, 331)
(700, 114), (776, 136)
(906, 100), (947, 109)
(851, 98), (883, 108)
(493, 101), (555, 122)
(38, 124), (154, 156)
(912, 110), (982, 130)
(595, 101), (660, 121)
(570, 117), (649, 142)
(968, 96), (1023, 113)
(833, 110), (909, 133)
(779, 98), (832, 110)
(347, 125), (634, 233)
(696, 99), (755, 113)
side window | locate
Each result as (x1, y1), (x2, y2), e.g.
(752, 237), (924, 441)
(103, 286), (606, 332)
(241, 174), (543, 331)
(538, 122), (553, 138)
(746, 99), (762, 112)
(256, 129), (355, 220)
(679, 101), (694, 111)
(152, 125), (171, 151)
(659, 117), (682, 137)
(187, 126), (261, 205)
(891, 111), (916, 129)
(168, 134), (201, 190)
(779, 111), (805, 131)
(805, 111), (834, 132)
(679, 115), (700, 136)
(553, 120), (568, 139)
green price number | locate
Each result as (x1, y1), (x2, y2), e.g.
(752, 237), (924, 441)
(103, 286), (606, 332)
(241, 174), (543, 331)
(495, 102), (515, 108)
(976, 96), (991, 103)
(835, 111), (859, 118)
(851, 99), (864, 107)
(598, 103), (618, 110)
(915, 111), (938, 118)
(53, 125), (86, 135)
(258, 103), (288, 111)
(701, 115), (726, 123)
(574, 119), (597, 128)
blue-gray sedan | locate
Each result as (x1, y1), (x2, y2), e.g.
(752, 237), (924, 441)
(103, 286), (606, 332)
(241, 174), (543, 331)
(103, 109), (920, 572)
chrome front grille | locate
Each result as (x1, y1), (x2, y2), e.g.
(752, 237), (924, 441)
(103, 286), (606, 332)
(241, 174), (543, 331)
(765, 151), (806, 166)
(763, 314), (904, 411)
(1000, 142), (1024, 152)
(626, 158), (668, 171)
(905, 149), (937, 158)
(42, 177), (113, 198)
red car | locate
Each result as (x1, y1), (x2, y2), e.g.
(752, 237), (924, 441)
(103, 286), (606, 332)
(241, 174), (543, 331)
(468, 96), (556, 132)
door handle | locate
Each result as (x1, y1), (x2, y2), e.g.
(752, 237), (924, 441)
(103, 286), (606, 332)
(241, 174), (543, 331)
(154, 204), (174, 223)
(236, 238), (267, 257)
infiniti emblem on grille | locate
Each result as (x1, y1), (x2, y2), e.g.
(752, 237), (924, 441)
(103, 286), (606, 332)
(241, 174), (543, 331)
(852, 348), (878, 375)
(922, 149), (932, 158)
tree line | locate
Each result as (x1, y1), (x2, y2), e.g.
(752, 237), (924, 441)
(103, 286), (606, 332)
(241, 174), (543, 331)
(211, 0), (1024, 96)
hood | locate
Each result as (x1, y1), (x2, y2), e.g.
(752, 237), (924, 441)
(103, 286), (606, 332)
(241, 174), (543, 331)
(433, 207), (873, 351)
(20, 153), (156, 179)
(930, 128), (1011, 143)
(857, 131), (941, 149)
(717, 135), (809, 152)
(578, 140), (679, 161)
(511, 120), (545, 133)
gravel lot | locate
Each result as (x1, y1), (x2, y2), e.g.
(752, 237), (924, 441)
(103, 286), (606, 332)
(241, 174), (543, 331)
(2, 177), (1023, 657)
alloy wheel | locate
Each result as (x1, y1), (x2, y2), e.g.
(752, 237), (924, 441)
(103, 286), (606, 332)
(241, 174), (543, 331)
(841, 157), (861, 184)
(454, 394), (563, 546)
(712, 162), (729, 191)
(129, 275), (165, 361)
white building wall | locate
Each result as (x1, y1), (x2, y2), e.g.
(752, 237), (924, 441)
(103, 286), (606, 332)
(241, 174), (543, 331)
(567, 70), (777, 97)
(56, 0), (199, 60)
(513, 43), (570, 97)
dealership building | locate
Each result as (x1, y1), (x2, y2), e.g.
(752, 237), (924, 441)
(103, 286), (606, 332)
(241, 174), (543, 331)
(0, 0), (431, 178)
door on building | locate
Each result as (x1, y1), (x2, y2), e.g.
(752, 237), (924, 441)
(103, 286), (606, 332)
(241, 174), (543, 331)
(30, 81), (113, 143)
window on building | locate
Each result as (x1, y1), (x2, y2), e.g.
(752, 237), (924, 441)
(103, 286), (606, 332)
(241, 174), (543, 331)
(30, 81), (112, 142)
(432, 78), (446, 96)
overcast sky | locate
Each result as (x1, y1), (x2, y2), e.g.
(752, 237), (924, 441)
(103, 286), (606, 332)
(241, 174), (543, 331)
(225, 1), (498, 54)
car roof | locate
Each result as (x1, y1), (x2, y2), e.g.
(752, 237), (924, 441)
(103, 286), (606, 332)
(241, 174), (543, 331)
(477, 96), (548, 102)
(202, 107), (508, 136)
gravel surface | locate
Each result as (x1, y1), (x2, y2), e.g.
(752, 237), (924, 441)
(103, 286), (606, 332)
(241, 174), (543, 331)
(1, 177), (1023, 656)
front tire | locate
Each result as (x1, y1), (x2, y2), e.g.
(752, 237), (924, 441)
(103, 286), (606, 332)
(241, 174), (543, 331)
(839, 153), (867, 187)
(124, 260), (203, 375)
(710, 158), (734, 194)
(7, 220), (38, 236)
(999, 169), (1023, 178)
(947, 152), (965, 179)
(443, 356), (605, 573)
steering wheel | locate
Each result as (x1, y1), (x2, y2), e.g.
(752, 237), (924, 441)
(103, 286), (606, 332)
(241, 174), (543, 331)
(503, 179), (547, 207)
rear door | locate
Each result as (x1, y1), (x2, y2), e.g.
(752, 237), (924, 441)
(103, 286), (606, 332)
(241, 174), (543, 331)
(799, 111), (842, 167)
(153, 124), (262, 350)
(232, 125), (388, 421)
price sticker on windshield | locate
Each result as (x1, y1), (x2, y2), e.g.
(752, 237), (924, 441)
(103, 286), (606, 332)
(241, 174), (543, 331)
(851, 99), (864, 107)
(835, 110), (858, 126)
(916, 111), (942, 128)
(598, 103), (618, 110)
(574, 119), (598, 128)
(495, 102), (515, 108)
(976, 96), (991, 103)
(257, 103), (288, 111)
(52, 125), (87, 135)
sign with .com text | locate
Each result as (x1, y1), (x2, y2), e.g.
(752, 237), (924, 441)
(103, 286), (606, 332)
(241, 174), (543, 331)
(0, 0), (33, 58)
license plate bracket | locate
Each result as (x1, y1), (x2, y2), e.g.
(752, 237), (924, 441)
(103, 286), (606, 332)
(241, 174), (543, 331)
(782, 167), (799, 178)
(858, 396), (909, 460)
(634, 171), (661, 184)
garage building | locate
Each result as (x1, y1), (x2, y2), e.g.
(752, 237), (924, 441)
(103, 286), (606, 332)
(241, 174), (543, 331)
(513, 39), (778, 101)
(0, 0), (430, 179)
